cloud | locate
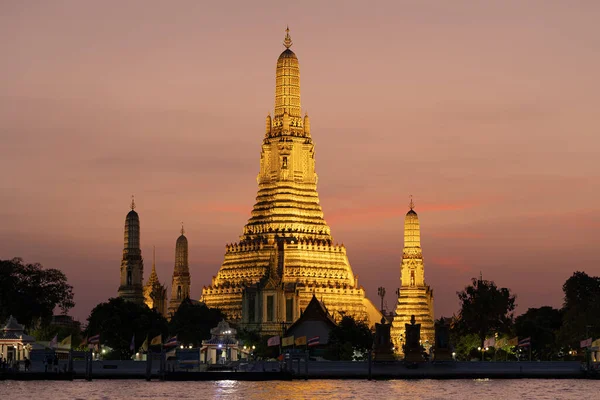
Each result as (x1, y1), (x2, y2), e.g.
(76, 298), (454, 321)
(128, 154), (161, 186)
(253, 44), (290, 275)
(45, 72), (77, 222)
(428, 256), (472, 273)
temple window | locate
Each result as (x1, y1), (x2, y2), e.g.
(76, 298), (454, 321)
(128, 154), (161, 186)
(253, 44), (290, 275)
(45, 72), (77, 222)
(282, 157), (288, 169)
(286, 298), (293, 322)
(177, 285), (182, 299)
(266, 295), (274, 322)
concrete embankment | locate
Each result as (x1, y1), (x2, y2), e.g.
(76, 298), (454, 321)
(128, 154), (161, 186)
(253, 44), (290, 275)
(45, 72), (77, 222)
(0, 361), (588, 380)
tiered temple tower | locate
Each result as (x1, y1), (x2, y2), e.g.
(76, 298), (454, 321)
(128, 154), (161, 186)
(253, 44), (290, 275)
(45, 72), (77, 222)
(168, 224), (191, 316)
(143, 246), (168, 317)
(201, 28), (381, 335)
(117, 196), (145, 304)
(391, 198), (435, 355)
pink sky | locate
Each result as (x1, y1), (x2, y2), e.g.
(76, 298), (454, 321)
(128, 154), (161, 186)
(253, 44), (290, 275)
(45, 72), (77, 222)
(1, 1), (599, 324)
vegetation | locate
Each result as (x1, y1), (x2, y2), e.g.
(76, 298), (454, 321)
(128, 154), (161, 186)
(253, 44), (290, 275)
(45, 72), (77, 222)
(558, 271), (600, 348)
(455, 277), (516, 350)
(515, 306), (562, 360)
(0, 258), (74, 329)
(326, 315), (373, 361)
(85, 297), (168, 359)
(31, 323), (84, 349)
(168, 298), (225, 347)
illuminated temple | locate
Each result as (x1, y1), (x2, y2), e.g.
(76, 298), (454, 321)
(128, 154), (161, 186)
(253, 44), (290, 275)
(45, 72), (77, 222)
(143, 246), (168, 318)
(391, 199), (435, 354)
(201, 28), (381, 335)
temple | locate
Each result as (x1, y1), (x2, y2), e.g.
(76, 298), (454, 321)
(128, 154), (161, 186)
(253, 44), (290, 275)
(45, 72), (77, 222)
(168, 224), (191, 316)
(201, 28), (381, 335)
(143, 246), (168, 317)
(391, 198), (435, 355)
(117, 196), (145, 304)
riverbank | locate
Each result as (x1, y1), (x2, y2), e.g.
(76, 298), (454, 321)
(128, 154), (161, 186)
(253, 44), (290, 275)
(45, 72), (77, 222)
(0, 361), (592, 381)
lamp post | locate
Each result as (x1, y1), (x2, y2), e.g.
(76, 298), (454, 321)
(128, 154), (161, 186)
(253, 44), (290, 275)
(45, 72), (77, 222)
(377, 287), (386, 313)
(478, 346), (487, 361)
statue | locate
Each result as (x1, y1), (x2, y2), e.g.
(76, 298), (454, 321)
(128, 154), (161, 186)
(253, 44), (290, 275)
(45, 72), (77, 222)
(403, 315), (424, 362)
(373, 316), (395, 362)
(433, 319), (453, 361)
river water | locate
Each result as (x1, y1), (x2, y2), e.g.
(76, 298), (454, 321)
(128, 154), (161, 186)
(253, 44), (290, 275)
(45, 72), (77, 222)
(1, 380), (598, 399)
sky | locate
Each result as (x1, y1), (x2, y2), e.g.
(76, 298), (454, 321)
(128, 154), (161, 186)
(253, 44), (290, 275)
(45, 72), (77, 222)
(1, 1), (599, 324)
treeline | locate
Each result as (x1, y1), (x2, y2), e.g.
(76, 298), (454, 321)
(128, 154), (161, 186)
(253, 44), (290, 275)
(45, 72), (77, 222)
(450, 271), (600, 361)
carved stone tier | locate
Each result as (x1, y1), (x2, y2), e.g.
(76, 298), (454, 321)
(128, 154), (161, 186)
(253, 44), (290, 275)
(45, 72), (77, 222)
(201, 29), (381, 334)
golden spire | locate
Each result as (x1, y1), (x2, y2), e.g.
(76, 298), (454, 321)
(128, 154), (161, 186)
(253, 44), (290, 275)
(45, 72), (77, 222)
(409, 195), (414, 211)
(153, 245), (156, 271)
(181, 222), (185, 236)
(284, 26), (292, 49)
(274, 26), (301, 120)
(130, 195), (136, 210)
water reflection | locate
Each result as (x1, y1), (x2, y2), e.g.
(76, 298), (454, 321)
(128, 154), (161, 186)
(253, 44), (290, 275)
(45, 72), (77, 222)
(4, 379), (600, 400)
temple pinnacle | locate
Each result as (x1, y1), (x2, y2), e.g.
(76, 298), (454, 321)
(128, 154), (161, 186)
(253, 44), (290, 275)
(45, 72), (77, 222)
(181, 222), (185, 236)
(283, 26), (293, 49)
(409, 195), (414, 211)
(131, 194), (136, 210)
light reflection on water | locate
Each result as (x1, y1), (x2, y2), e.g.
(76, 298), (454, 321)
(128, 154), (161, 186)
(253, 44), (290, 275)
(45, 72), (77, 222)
(2, 379), (598, 399)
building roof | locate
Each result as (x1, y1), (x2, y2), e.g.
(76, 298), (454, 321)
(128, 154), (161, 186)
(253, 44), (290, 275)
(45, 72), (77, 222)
(287, 295), (337, 333)
(2, 315), (24, 332)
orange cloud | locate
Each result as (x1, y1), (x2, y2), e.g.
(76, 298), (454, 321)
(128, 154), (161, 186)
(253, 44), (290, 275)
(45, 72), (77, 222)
(430, 231), (485, 239)
(429, 256), (472, 273)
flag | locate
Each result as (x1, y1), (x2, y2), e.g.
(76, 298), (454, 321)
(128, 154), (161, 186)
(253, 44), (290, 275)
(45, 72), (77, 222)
(518, 337), (531, 347)
(140, 336), (149, 352)
(150, 334), (162, 346)
(496, 337), (508, 348)
(267, 335), (280, 347)
(295, 336), (307, 346)
(164, 336), (178, 348)
(307, 336), (320, 347)
(88, 334), (100, 344)
(60, 335), (72, 349)
(580, 338), (592, 348)
(49, 335), (58, 349)
(484, 337), (496, 348)
(130, 335), (135, 352)
(282, 336), (294, 347)
(507, 337), (518, 346)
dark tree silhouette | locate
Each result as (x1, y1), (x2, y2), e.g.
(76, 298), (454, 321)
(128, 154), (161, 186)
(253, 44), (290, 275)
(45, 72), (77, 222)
(168, 298), (225, 347)
(456, 277), (516, 350)
(85, 297), (168, 359)
(559, 271), (600, 347)
(515, 306), (562, 360)
(0, 258), (74, 329)
(327, 315), (373, 361)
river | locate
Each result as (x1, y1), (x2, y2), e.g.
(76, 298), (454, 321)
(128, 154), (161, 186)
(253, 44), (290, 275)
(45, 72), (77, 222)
(1, 379), (597, 399)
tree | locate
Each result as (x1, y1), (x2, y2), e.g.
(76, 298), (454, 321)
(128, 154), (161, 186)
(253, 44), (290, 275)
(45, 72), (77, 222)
(85, 297), (168, 359)
(0, 258), (75, 329)
(559, 271), (600, 347)
(31, 323), (84, 349)
(456, 277), (516, 350)
(515, 307), (562, 360)
(168, 298), (225, 347)
(327, 316), (373, 361)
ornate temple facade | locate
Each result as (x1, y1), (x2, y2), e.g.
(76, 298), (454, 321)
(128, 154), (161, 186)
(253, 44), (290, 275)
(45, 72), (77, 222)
(117, 197), (145, 304)
(201, 29), (381, 335)
(168, 225), (191, 316)
(391, 199), (435, 355)
(143, 246), (168, 317)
